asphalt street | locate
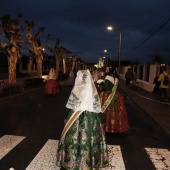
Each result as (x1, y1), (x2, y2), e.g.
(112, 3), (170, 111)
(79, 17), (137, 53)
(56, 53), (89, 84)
(0, 83), (170, 170)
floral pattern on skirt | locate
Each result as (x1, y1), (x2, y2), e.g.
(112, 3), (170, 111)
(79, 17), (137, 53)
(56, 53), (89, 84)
(56, 110), (109, 170)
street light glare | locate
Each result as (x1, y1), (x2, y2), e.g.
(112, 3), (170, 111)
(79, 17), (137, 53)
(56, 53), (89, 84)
(104, 50), (107, 53)
(107, 26), (113, 30)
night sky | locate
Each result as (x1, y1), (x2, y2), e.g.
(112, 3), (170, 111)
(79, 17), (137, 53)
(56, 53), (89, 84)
(0, 0), (170, 64)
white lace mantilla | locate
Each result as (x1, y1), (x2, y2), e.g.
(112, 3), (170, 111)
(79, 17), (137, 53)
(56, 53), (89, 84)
(48, 68), (56, 80)
(66, 70), (102, 113)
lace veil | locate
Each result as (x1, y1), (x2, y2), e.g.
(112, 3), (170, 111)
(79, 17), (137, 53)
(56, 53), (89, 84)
(48, 68), (56, 80)
(66, 69), (102, 113)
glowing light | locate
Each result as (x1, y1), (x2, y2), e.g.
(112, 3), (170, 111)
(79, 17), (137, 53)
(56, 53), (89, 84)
(107, 26), (113, 30)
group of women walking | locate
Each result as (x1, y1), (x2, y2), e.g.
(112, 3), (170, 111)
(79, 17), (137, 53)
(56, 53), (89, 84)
(45, 67), (130, 169)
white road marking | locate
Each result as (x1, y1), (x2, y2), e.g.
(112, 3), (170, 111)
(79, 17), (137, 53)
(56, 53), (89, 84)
(0, 135), (25, 160)
(121, 85), (170, 106)
(145, 147), (170, 170)
(26, 140), (125, 170)
(26, 139), (60, 170)
(1, 135), (169, 170)
(100, 145), (126, 170)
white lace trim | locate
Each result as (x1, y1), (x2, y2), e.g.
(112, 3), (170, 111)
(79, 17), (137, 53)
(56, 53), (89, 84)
(48, 68), (56, 80)
(66, 69), (102, 113)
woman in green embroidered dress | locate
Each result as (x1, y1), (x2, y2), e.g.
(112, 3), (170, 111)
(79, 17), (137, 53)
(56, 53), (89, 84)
(56, 69), (109, 170)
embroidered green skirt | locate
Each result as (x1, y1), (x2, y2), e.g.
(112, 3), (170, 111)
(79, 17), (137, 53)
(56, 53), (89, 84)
(56, 109), (109, 170)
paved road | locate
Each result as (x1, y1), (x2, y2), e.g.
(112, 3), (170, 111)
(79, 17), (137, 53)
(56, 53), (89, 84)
(0, 84), (170, 170)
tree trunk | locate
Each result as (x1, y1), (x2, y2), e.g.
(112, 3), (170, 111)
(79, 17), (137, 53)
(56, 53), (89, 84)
(55, 54), (59, 79)
(29, 58), (33, 71)
(63, 57), (66, 74)
(36, 56), (42, 78)
(8, 56), (17, 84)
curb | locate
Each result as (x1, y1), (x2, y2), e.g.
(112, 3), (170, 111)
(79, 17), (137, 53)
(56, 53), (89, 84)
(120, 85), (170, 138)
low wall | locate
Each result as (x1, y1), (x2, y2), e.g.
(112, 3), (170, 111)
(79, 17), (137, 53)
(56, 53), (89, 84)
(119, 74), (154, 92)
(137, 79), (154, 92)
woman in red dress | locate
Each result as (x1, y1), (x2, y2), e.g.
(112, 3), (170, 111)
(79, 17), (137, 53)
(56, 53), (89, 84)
(44, 68), (59, 94)
(99, 67), (129, 133)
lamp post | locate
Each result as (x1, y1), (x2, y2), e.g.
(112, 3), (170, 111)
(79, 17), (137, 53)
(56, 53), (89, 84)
(107, 26), (123, 74)
(103, 56), (106, 67)
(104, 49), (112, 66)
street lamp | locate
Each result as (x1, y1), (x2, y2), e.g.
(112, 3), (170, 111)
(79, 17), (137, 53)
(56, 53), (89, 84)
(107, 26), (123, 74)
(102, 56), (106, 67)
(104, 49), (112, 66)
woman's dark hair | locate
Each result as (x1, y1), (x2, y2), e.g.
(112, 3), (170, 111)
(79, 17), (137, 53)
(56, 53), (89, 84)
(162, 66), (167, 71)
(112, 67), (119, 79)
(105, 66), (119, 79)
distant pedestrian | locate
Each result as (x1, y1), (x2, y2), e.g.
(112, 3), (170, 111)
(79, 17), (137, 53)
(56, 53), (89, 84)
(132, 71), (137, 85)
(158, 66), (170, 102)
(44, 68), (59, 95)
(152, 76), (160, 94)
(125, 68), (133, 87)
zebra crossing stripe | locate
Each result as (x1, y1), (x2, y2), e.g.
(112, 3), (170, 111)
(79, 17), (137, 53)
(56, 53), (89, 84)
(0, 135), (25, 160)
(2, 136), (169, 170)
(145, 148), (170, 170)
(26, 139), (60, 170)
(26, 140), (125, 170)
(100, 145), (126, 170)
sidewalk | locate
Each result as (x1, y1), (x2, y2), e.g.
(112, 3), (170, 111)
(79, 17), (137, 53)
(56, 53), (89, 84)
(119, 79), (170, 136)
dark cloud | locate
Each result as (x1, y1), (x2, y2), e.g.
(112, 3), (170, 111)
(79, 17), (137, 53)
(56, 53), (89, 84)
(0, 0), (170, 63)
